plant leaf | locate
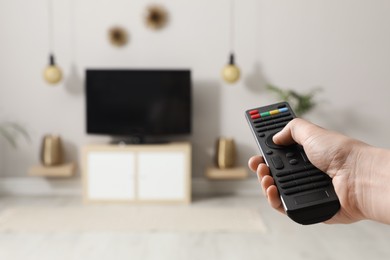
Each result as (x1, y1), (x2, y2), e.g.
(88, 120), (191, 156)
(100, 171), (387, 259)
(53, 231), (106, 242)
(7, 122), (30, 142)
(266, 85), (322, 117)
(0, 126), (17, 148)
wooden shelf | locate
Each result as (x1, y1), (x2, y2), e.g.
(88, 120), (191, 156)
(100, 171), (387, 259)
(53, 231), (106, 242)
(29, 163), (77, 178)
(205, 166), (248, 180)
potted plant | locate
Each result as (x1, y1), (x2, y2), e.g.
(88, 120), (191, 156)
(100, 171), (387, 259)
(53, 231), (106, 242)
(267, 84), (322, 117)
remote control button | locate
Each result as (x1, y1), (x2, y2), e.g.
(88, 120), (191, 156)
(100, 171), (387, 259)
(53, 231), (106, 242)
(280, 181), (298, 189)
(259, 107), (289, 118)
(254, 116), (293, 129)
(286, 152), (295, 158)
(258, 133), (265, 137)
(254, 119), (276, 128)
(265, 150), (273, 155)
(278, 169), (323, 183)
(294, 190), (329, 205)
(278, 174), (295, 182)
(276, 169), (295, 177)
(249, 110), (258, 115)
(296, 175), (326, 185)
(251, 114), (260, 119)
(304, 164), (316, 170)
(283, 187), (301, 195)
(294, 170), (322, 180)
(289, 159), (298, 165)
(314, 180), (330, 188)
(258, 122), (288, 133)
(279, 172), (306, 182)
(281, 175), (327, 189)
(252, 112), (291, 124)
(276, 166), (312, 177)
(283, 180), (330, 195)
(260, 111), (271, 117)
(265, 133), (285, 149)
(269, 109), (280, 115)
(273, 122), (288, 129)
(271, 156), (284, 169)
(273, 116), (293, 124)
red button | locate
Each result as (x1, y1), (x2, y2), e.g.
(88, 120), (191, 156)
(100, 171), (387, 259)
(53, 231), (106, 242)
(249, 110), (258, 115)
(251, 114), (260, 119)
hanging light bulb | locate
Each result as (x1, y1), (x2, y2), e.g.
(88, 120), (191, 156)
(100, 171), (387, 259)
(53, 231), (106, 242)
(222, 0), (241, 84)
(43, 0), (62, 85)
(44, 54), (62, 85)
(222, 53), (240, 84)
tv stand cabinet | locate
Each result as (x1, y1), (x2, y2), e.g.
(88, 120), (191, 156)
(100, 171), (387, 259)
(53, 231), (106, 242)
(82, 142), (191, 203)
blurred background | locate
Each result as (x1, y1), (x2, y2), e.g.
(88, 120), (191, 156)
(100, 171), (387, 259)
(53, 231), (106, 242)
(1, 0), (390, 259)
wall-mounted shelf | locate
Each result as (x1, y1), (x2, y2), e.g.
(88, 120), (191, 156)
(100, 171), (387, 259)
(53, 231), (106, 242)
(205, 166), (248, 180)
(29, 162), (77, 178)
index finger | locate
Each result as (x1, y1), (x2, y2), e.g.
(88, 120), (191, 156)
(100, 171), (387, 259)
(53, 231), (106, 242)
(248, 155), (265, 172)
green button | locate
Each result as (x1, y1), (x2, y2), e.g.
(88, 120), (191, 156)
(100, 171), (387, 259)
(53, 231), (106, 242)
(260, 111), (271, 117)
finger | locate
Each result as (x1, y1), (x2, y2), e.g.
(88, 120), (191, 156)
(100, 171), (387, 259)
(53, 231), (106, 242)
(261, 175), (275, 195)
(256, 163), (270, 180)
(248, 155), (264, 173)
(266, 185), (285, 214)
(273, 118), (322, 146)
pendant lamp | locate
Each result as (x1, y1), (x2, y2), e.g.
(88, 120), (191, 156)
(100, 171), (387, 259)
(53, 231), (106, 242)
(221, 0), (240, 84)
(43, 0), (62, 85)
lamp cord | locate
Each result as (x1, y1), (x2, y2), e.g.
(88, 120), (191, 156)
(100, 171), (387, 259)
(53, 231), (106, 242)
(229, 0), (235, 54)
(48, 0), (54, 55)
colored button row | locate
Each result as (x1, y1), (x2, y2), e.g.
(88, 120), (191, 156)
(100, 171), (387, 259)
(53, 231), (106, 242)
(250, 107), (289, 119)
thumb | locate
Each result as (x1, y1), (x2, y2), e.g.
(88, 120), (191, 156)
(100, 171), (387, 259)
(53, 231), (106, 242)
(273, 118), (315, 146)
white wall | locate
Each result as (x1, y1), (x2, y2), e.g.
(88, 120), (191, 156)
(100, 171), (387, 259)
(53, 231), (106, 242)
(1, 0), (390, 180)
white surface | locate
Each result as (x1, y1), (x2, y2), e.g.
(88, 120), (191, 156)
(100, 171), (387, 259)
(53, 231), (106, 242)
(1, 0), (390, 181)
(0, 206), (265, 233)
(87, 152), (135, 200)
(0, 176), (260, 197)
(0, 177), (82, 196)
(1, 195), (390, 260)
(138, 152), (186, 200)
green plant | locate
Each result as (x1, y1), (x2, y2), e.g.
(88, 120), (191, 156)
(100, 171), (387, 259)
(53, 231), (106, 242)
(267, 84), (322, 116)
(0, 122), (30, 148)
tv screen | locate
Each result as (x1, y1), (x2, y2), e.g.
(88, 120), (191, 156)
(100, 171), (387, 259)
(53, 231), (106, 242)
(86, 69), (191, 137)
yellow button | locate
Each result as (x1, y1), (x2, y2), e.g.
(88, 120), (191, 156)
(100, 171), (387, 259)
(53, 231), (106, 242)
(269, 109), (280, 115)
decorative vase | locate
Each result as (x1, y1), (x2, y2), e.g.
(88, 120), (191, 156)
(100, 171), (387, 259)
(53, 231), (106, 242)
(215, 137), (236, 169)
(41, 135), (63, 166)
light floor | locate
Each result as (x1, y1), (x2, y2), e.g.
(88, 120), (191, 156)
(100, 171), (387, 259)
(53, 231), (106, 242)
(1, 195), (390, 260)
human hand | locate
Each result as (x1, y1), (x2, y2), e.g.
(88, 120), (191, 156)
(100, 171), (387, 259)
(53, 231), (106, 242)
(248, 118), (370, 224)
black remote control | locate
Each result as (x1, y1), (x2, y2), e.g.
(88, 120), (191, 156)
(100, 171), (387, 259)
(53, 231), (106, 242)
(245, 102), (340, 225)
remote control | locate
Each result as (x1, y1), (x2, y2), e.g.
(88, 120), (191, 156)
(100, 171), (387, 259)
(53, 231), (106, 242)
(245, 102), (340, 225)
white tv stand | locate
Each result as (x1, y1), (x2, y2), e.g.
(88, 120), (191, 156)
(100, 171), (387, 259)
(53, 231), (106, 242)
(82, 142), (191, 203)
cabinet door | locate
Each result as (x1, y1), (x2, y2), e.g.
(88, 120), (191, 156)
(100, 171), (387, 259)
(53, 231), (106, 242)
(137, 152), (187, 201)
(86, 152), (135, 200)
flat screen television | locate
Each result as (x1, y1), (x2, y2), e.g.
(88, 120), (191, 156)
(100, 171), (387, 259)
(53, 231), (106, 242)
(86, 69), (191, 139)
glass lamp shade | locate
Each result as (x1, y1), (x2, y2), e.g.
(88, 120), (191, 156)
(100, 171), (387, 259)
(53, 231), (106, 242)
(221, 53), (240, 84)
(43, 54), (62, 85)
(222, 64), (240, 83)
(44, 65), (62, 84)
